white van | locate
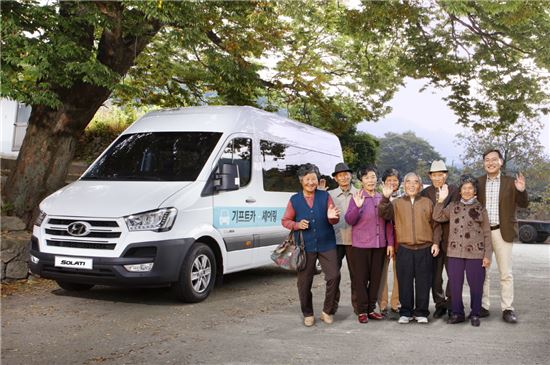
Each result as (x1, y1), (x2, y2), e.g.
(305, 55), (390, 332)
(29, 106), (344, 302)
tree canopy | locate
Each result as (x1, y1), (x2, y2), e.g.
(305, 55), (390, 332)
(1, 0), (549, 220)
(376, 131), (444, 181)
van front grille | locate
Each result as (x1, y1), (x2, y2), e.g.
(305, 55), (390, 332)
(48, 218), (119, 227)
(42, 265), (116, 278)
(46, 240), (116, 250)
(45, 229), (121, 239)
(43, 217), (122, 251)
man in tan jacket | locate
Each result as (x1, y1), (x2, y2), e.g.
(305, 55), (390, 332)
(328, 162), (359, 314)
(477, 149), (528, 323)
(379, 172), (439, 324)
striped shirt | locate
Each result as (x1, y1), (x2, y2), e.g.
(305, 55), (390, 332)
(486, 175), (500, 226)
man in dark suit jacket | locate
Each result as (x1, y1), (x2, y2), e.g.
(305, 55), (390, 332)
(420, 160), (459, 319)
(477, 149), (528, 324)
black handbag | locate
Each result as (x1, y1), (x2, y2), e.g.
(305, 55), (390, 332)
(270, 230), (306, 271)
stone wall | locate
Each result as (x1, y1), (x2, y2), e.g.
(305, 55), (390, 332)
(1, 215), (30, 281)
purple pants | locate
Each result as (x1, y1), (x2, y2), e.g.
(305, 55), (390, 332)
(447, 257), (485, 317)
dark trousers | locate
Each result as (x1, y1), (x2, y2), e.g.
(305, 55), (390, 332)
(334, 245), (357, 313)
(432, 249), (451, 309)
(396, 246), (433, 318)
(447, 257), (485, 317)
(297, 249), (340, 317)
(351, 247), (386, 314)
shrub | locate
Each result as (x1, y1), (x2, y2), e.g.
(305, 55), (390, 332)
(74, 105), (154, 163)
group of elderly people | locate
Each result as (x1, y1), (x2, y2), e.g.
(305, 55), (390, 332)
(282, 149), (528, 328)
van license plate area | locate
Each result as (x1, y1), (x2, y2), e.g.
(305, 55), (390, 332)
(54, 256), (93, 270)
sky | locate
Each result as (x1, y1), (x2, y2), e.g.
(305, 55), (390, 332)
(357, 78), (550, 168)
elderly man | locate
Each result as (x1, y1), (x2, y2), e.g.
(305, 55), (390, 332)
(477, 149), (528, 323)
(328, 162), (359, 314)
(420, 160), (459, 319)
(379, 172), (439, 324)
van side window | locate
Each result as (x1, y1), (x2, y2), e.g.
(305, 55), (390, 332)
(219, 137), (252, 187)
(260, 140), (338, 192)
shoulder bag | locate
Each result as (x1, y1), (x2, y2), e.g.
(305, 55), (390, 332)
(270, 230), (306, 272)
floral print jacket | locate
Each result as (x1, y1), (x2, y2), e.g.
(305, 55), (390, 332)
(433, 200), (493, 260)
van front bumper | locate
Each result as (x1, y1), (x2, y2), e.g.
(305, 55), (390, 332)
(29, 237), (195, 287)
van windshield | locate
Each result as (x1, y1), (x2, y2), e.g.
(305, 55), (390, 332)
(82, 132), (222, 181)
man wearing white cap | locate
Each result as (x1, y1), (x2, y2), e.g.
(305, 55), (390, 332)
(420, 160), (459, 319)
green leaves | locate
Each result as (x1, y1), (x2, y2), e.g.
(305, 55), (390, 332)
(376, 131), (444, 179)
(2, 0), (548, 137)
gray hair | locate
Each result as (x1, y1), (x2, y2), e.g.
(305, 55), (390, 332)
(403, 172), (421, 184)
(403, 172), (422, 196)
(297, 163), (320, 180)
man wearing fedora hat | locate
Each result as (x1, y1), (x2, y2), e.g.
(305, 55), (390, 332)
(420, 160), (459, 319)
(329, 162), (359, 314)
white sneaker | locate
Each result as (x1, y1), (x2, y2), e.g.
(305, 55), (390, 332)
(398, 316), (413, 324)
(415, 316), (429, 324)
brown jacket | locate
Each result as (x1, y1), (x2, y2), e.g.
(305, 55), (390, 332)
(433, 200), (493, 260)
(420, 184), (460, 252)
(477, 174), (529, 242)
(378, 195), (435, 250)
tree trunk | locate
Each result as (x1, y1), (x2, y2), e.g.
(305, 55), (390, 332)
(5, 99), (110, 225)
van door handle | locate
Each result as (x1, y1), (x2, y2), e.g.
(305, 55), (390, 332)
(245, 198), (256, 203)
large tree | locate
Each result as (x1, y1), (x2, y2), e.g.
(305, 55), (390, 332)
(2, 0), (549, 222)
(2, 1), (165, 221)
(376, 131), (444, 181)
(0, 0), (404, 222)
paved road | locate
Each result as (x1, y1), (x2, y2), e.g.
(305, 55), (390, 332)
(2, 242), (549, 365)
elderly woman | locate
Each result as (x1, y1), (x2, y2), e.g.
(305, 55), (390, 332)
(345, 166), (394, 323)
(433, 174), (493, 326)
(281, 163), (341, 327)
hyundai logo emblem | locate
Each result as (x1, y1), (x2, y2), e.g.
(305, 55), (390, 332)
(67, 221), (91, 237)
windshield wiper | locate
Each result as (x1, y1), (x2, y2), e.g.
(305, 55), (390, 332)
(81, 174), (162, 181)
(80, 175), (108, 180)
(113, 175), (163, 181)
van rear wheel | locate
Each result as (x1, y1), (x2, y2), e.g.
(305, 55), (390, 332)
(56, 280), (94, 291)
(172, 242), (216, 303)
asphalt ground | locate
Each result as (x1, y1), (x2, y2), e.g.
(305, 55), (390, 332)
(1, 242), (549, 365)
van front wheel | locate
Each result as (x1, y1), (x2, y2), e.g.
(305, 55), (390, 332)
(172, 242), (216, 303)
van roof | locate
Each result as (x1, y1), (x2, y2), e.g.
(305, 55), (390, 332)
(123, 106), (341, 156)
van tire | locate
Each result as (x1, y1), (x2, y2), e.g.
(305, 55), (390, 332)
(172, 242), (216, 303)
(56, 281), (94, 291)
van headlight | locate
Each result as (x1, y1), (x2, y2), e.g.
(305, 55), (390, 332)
(124, 208), (177, 232)
(35, 210), (47, 227)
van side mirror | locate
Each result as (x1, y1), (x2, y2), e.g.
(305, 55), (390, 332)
(215, 163), (240, 191)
